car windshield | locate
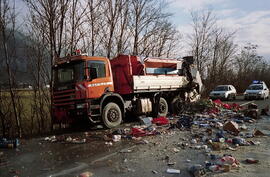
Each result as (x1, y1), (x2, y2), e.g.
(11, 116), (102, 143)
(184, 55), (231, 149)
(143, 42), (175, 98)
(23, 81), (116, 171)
(54, 61), (84, 84)
(248, 85), (263, 90)
(213, 86), (228, 91)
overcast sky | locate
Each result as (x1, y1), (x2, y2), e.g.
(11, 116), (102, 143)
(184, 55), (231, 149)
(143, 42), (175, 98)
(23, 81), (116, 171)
(168, 0), (270, 59)
(15, 0), (270, 59)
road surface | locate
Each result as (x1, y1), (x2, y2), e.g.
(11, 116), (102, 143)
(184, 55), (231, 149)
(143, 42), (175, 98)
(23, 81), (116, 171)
(0, 96), (269, 177)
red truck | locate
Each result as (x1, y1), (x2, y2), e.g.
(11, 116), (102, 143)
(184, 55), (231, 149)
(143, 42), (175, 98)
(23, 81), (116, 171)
(52, 52), (202, 128)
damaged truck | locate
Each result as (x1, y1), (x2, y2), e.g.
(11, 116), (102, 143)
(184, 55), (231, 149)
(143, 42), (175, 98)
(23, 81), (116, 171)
(52, 52), (203, 128)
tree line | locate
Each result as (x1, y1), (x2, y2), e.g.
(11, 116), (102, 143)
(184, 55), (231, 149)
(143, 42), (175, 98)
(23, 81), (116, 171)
(0, 0), (269, 137)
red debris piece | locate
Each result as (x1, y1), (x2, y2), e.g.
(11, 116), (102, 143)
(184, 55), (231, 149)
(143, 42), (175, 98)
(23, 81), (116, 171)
(213, 99), (241, 111)
(152, 117), (169, 125)
(218, 155), (239, 167)
(207, 107), (220, 114)
(131, 128), (147, 137)
(245, 158), (259, 164)
(130, 128), (157, 137)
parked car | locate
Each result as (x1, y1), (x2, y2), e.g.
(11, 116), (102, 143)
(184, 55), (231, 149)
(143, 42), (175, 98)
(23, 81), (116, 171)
(209, 85), (237, 100)
(244, 81), (269, 100)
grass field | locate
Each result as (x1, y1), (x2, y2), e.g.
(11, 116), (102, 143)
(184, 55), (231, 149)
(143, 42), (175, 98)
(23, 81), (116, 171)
(0, 89), (51, 137)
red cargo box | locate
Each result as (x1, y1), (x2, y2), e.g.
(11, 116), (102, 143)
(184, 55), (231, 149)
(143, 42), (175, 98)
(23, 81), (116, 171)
(110, 55), (144, 95)
(110, 55), (178, 95)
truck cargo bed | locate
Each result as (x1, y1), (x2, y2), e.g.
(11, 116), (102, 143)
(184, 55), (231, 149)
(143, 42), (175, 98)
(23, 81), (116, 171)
(133, 75), (188, 92)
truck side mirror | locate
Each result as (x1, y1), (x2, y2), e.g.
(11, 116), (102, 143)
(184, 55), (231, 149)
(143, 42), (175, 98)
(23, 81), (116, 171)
(90, 68), (98, 81)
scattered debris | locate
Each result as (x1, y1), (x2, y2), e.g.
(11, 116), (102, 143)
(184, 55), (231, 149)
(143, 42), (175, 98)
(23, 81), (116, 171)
(188, 164), (206, 177)
(152, 170), (158, 174)
(172, 148), (180, 153)
(140, 117), (153, 126)
(112, 135), (121, 142)
(261, 105), (270, 116)
(0, 138), (19, 148)
(223, 164), (231, 172)
(186, 159), (191, 163)
(253, 129), (265, 136)
(167, 161), (176, 166)
(44, 136), (57, 142)
(152, 117), (169, 125)
(223, 121), (240, 135)
(105, 142), (113, 146)
(248, 103), (258, 109)
(166, 168), (180, 174)
(31, 98), (268, 177)
(119, 149), (132, 153)
(79, 171), (93, 177)
(245, 158), (259, 164)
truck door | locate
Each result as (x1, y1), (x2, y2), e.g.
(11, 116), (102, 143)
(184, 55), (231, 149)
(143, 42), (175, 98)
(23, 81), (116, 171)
(87, 60), (114, 98)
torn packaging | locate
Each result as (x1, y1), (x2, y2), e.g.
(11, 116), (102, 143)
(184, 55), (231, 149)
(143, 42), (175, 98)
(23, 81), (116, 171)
(223, 121), (240, 135)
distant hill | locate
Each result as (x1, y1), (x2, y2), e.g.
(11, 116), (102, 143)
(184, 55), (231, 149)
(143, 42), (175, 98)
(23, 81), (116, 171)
(0, 30), (43, 88)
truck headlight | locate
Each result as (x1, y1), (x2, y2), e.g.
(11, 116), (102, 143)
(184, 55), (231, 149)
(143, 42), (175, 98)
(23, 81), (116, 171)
(76, 103), (87, 109)
(258, 92), (262, 95)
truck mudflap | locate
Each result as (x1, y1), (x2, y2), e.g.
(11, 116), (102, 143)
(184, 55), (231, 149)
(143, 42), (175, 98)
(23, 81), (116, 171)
(53, 106), (88, 124)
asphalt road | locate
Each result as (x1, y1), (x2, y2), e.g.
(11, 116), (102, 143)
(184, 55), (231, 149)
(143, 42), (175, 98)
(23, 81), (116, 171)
(0, 97), (269, 177)
(225, 95), (270, 109)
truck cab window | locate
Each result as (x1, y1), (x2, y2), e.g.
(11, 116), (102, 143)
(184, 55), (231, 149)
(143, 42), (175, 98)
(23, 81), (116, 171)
(88, 60), (106, 79)
(55, 61), (84, 84)
(58, 68), (73, 83)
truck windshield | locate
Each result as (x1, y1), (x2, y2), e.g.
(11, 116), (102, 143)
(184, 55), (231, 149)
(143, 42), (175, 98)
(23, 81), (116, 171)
(55, 61), (84, 84)
(214, 86), (228, 91)
(88, 60), (106, 79)
(248, 85), (263, 90)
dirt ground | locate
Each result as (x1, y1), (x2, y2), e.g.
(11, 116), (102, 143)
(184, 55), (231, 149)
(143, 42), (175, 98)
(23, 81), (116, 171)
(0, 97), (270, 177)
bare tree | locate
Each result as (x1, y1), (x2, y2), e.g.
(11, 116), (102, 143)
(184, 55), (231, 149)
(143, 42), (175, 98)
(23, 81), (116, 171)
(189, 10), (216, 78)
(84, 0), (103, 56)
(129, 0), (170, 56)
(67, 0), (88, 54)
(100, 0), (122, 58)
(0, 0), (22, 137)
(25, 0), (70, 130)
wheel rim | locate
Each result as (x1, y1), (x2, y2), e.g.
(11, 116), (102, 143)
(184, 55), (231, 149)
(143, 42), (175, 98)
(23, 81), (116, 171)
(159, 102), (166, 113)
(107, 108), (119, 122)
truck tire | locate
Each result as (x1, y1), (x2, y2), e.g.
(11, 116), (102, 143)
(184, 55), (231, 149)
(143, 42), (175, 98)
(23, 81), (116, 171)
(158, 97), (168, 117)
(170, 97), (183, 115)
(102, 103), (122, 128)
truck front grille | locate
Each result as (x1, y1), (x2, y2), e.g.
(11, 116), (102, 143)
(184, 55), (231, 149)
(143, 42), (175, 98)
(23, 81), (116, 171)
(53, 89), (76, 106)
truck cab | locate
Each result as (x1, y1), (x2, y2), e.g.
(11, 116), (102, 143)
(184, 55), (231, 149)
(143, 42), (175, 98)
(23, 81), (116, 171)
(53, 54), (116, 125)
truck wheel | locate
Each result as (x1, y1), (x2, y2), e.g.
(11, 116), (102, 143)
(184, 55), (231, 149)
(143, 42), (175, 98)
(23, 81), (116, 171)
(170, 97), (183, 115)
(158, 97), (168, 117)
(102, 103), (122, 128)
